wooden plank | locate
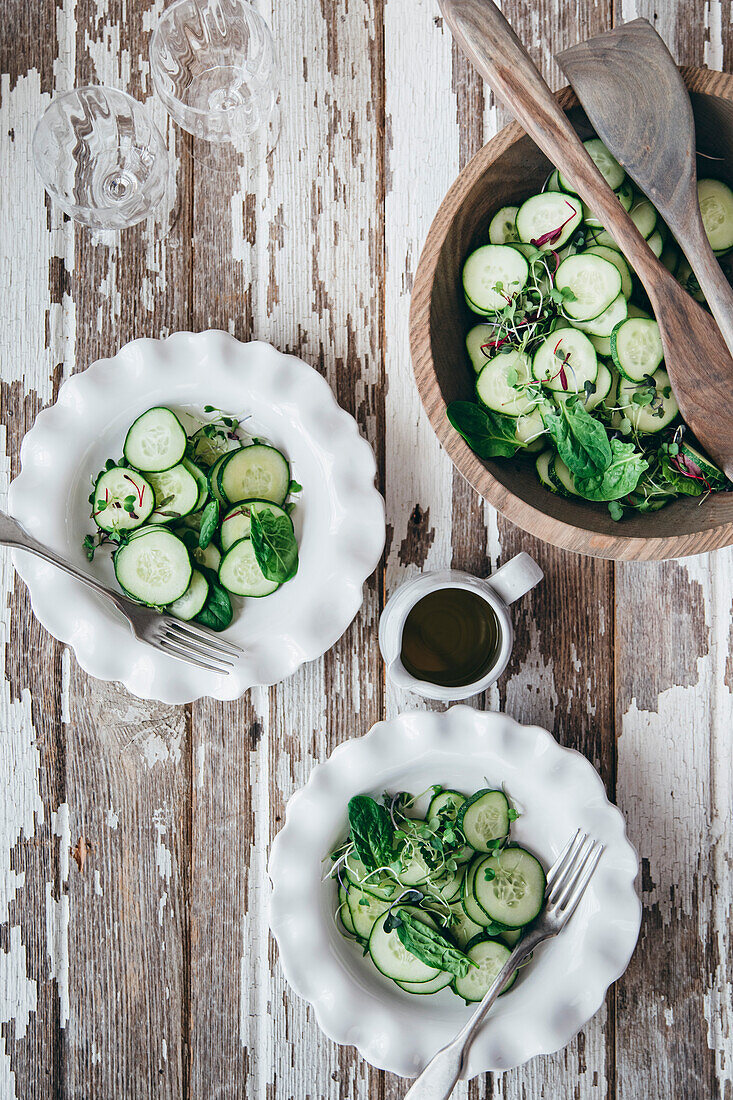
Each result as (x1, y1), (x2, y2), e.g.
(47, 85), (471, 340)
(183, 0), (388, 1094)
(611, 6), (733, 1100)
(0, 2), (75, 1095)
(1, 1), (195, 1096)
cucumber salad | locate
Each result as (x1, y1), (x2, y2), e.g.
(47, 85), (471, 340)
(330, 785), (545, 1002)
(450, 138), (732, 519)
(83, 405), (301, 629)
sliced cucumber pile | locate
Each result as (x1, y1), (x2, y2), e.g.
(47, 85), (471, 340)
(83, 405), (301, 628)
(448, 138), (732, 520)
(331, 784), (545, 1003)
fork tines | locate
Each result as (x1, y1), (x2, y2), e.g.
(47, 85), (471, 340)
(155, 617), (242, 673)
(546, 829), (605, 922)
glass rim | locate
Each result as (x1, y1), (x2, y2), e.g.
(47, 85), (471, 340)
(149, 0), (276, 120)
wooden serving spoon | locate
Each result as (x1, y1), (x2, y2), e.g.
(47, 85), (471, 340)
(438, 0), (733, 480)
(557, 19), (733, 367)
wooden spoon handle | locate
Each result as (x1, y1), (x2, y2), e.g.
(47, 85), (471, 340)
(438, 0), (667, 288)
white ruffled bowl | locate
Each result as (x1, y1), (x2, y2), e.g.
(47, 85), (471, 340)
(8, 332), (385, 703)
(268, 706), (641, 1078)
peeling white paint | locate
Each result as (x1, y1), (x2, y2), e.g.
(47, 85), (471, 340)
(91, 1042), (101, 1066)
(0, 690), (43, 925)
(45, 882), (70, 1028)
(154, 812), (172, 883)
(196, 743), (206, 790)
(60, 649), (71, 724)
(105, 807), (119, 830)
(52, 803), (71, 886)
(0, 926), (37, 1097)
(93, 870), (103, 897)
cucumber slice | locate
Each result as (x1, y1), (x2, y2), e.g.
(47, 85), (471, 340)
(475, 350), (535, 417)
(167, 569), (209, 620)
(532, 328), (598, 394)
(559, 138), (625, 193)
(219, 499), (292, 553)
(589, 333), (612, 357)
(147, 462), (201, 523)
(618, 369), (679, 433)
(208, 451), (235, 507)
(646, 229), (664, 258)
(338, 884), (357, 936)
(627, 303), (652, 320)
(347, 884), (390, 940)
(500, 928), (522, 948)
(461, 858), (491, 927)
(434, 864), (465, 903)
(218, 444), (290, 506)
(584, 245), (633, 300)
(427, 789), (467, 823)
(611, 317), (664, 381)
(473, 847), (546, 928)
(676, 258), (706, 303)
(584, 226), (618, 249)
(465, 324), (493, 374)
(218, 537), (279, 598)
(190, 424), (240, 469)
(368, 908), (441, 983)
(457, 790), (510, 851)
(182, 457), (209, 512)
(583, 360), (613, 411)
(515, 408), (546, 447)
(515, 192), (583, 251)
(453, 938), (515, 1002)
(678, 441), (727, 488)
(488, 205), (519, 244)
(343, 852), (397, 901)
(549, 454), (581, 498)
(543, 168), (563, 192)
(698, 178), (733, 252)
(123, 407), (186, 472)
(462, 244), (529, 312)
(555, 253), (622, 321)
(535, 449), (556, 492)
(187, 536), (222, 573)
(396, 970), (453, 995)
(448, 902), (484, 948)
(629, 197), (657, 239)
(92, 467), (154, 533)
(114, 528), (192, 606)
(584, 179), (634, 227)
(572, 292), (628, 338)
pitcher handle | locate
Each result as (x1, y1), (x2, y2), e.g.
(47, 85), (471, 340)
(485, 552), (543, 606)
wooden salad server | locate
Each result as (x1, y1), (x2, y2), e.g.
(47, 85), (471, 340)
(438, 0), (733, 479)
(557, 19), (733, 371)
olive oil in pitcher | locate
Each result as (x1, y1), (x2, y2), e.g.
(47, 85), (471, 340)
(399, 587), (501, 688)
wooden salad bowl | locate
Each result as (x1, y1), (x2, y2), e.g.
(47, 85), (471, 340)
(410, 67), (733, 560)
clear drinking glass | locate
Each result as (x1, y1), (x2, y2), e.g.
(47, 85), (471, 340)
(32, 86), (169, 230)
(149, 0), (280, 167)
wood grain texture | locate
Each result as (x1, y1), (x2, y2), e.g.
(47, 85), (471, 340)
(0, 0), (732, 1098)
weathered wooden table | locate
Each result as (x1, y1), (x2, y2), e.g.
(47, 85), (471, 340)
(1, 1), (731, 1097)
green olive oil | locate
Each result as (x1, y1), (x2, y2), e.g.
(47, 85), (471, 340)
(400, 587), (501, 688)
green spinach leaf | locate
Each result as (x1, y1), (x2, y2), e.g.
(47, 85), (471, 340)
(348, 795), (395, 872)
(195, 566), (233, 631)
(385, 909), (474, 978)
(198, 500), (219, 549)
(573, 438), (648, 501)
(446, 401), (519, 459)
(540, 396), (612, 479)
(250, 508), (299, 584)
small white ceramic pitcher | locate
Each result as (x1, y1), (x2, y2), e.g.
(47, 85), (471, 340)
(379, 552), (543, 702)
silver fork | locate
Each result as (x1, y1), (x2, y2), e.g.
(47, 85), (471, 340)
(405, 830), (605, 1100)
(0, 509), (241, 674)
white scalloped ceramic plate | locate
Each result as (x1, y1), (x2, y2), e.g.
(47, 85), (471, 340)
(269, 707), (641, 1079)
(8, 332), (385, 703)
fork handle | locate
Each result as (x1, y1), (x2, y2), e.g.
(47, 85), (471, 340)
(0, 509), (127, 611)
(404, 930), (545, 1099)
